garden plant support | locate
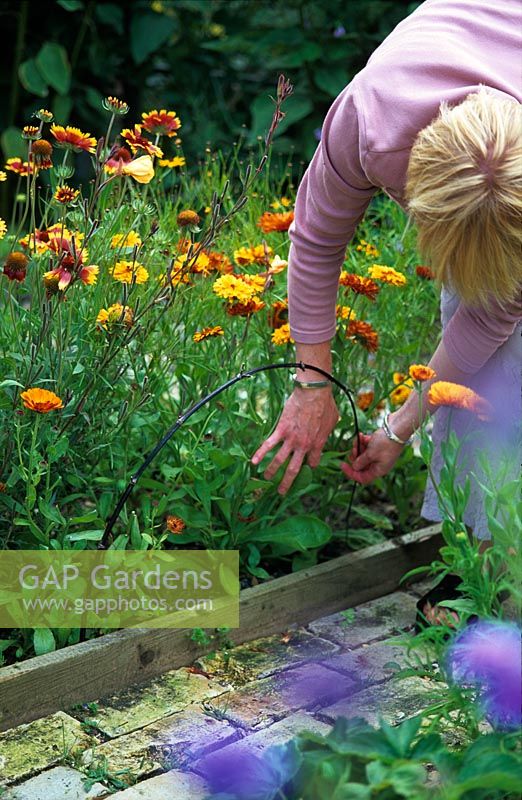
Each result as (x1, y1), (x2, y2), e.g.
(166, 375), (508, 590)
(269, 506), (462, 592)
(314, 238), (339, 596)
(100, 361), (362, 548)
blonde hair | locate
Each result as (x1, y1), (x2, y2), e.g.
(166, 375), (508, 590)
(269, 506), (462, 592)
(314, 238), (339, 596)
(406, 86), (522, 307)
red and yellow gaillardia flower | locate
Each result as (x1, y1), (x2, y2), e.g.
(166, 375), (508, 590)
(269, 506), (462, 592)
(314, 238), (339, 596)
(346, 320), (379, 353)
(112, 260), (149, 284)
(54, 185), (79, 204)
(272, 322), (294, 345)
(193, 326), (225, 343)
(31, 139), (53, 168)
(257, 211), (294, 233)
(409, 364), (437, 382)
(44, 262), (99, 291)
(141, 109), (181, 137)
(121, 125), (163, 157)
(21, 388), (63, 413)
(428, 381), (493, 421)
(3, 252), (28, 282)
(104, 146), (133, 174)
(390, 383), (413, 406)
(50, 125), (97, 153)
(339, 272), (380, 301)
(368, 264), (407, 286)
(5, 158), (33, 176)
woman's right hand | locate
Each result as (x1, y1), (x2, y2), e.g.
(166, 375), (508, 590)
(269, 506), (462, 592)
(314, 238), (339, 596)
(250, 388), (341, 494)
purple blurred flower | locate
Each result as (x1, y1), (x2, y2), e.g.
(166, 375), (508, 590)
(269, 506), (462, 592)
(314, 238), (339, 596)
(313, 127), (322, 141)
(333, 25), (346, 38)
(447, 620), (521, 729)
(199, 740), (301, 800)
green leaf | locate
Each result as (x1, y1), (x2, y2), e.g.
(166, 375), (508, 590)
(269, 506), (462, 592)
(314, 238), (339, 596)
(130, 13), (178, 64)
(57, 0), (84, 10)
(249, 93), (313, 143)
(19, 59), (49, 97)
(0, 379), (24, 390)
(52, 94), (72, 124)
(1, 127), (26, 160)
(66, 530), (104, 541)
(95, 3), (124, 34)
(314, 66), (350, 97)
(36, 43), (71, 94)
(247, 515), (331, 554)
(47, 435), (69, 464)
(33, 628), (56, 656)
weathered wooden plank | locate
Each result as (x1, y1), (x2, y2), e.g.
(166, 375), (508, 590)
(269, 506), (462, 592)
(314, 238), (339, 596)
(0, 525), (442, 732)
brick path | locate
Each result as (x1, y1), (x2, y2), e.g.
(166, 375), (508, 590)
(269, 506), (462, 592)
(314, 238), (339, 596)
(0, 581), (438, 800)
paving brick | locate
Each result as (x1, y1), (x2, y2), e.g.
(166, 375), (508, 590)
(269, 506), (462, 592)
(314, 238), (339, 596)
(307, 591), (418, 648)
(85, 709), (240, 779)
(107, 770), (207, 800)
(204, 662), (357, 730)
(197, 629), (339, 685)
(318, 676), (440, 727)
(320, 637), (409, 686)
(0, 712), (93, 786)
(78, 668), (231, 738)
(2, 767), (106, 800)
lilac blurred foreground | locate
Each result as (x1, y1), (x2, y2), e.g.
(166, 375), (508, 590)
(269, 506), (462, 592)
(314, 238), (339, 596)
(447, 620), (522, 729)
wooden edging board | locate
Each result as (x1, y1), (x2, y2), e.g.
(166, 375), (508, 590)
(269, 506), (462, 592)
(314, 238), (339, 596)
(0, 524), (442, 732)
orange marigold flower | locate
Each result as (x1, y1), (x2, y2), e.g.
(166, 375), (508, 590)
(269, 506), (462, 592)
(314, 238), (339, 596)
(257, 211), (294, 233)
(416, 265), (435, 280)
(226, 298), (265, 317)
(356, 391), (374, 411)
(3, 252), (28, 282)
(97, 303), (133, 330)
(409, 364), (437, 382)
(268, 299), (288, 328)
(54, 185), (79, 204)
(346, 320), (379, 352)
(206, 250), (233, 273)
(428, 381), (493, 421)
(368, 264), (407, 286)
(121, 125), (163, 158)
(272, 322), (294, 345)
(141, 109), (181, 137)
(339, 272), (380, 301)
(21, 387), (63, 413)
(5, 157), (33, 175)
(166, 515), (186, 534)
(177, 209), (201, 227)
(50, 124), (97, 153)
(193, 325), (225, 343)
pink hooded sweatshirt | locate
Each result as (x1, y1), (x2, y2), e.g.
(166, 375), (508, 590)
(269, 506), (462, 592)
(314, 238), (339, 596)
(287, 0), (522, 373)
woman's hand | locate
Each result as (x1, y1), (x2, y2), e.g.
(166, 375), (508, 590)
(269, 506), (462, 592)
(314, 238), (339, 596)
(251, 388), (340, 494)
(340, 429), (404, 485)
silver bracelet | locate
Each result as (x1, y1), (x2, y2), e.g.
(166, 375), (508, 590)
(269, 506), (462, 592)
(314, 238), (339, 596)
(293, 378), (330, 390)
(381, 412), (414, 446)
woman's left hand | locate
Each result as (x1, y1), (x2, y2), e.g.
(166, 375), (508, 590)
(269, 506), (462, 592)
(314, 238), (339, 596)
(340, 430), (405, 485)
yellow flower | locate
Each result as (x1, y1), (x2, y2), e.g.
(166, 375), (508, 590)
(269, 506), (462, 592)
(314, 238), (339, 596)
(0, 218), (7, 240)
(120, 155), (155, 184)
(111, 231), (142, 249)
(158, 156), (186, 168)
(368, 264), (407, 286)
(393, 372), (407, 385)
(193, 325), (225, 343)
(356, 239), (380, 258)
(0, 171), (6, 182)
(408, 364), (437, 382)
(272, 323), (294, 345)
(390, 384), (413, 406)
(175, 251), (210, 275)
(112, 260), (149, 284)
(213, 274), (257, 304)
(21, 388), (63, 413)
(336, 304), (356, 320)
(97, 303), (133, 330)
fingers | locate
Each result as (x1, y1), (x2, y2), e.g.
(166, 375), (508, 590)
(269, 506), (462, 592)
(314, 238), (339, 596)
(262, 440), (293, 480)
(278, 449), (307, 495)
(340, 461), (377, 486)
(251, 428), (285, 466)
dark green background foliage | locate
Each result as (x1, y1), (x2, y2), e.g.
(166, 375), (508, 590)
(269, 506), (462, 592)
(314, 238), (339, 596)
(2, 0), (420, 164)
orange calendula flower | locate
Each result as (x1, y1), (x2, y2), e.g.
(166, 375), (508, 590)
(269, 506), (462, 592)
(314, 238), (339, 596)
(356, 391), (374, 411)
(428, 381), (493, 421)
(96, 303), (133, 330)
(21, 388), (63, 413)
(111, 231), (142, 249)
(206, 250), (233, 274)
(416, 265), (435, 280)
(120, 155), (155, 184)
(257, 211), (294, 233)
(3, 252), (28, 282)
(112, 260), (149, 284)
(339, 272), (380, 301)
(390, 383), (413, 406)
(272, 322), (294, 345)
(346, 320), (379, 352)
(158, 156), (186, 168)
(54, 185), (79, 204)
(5, 157), (33, 176)
(177, 209), (201, 227)
(409, 364), (437, 382)
(368, 264), (407, 286)
(141, 109), (181, 137)
(166, 515), (186, 534)
(121, 125), (163, 157)
(50, 124), (97, 153)
(193, 325), (225, 343)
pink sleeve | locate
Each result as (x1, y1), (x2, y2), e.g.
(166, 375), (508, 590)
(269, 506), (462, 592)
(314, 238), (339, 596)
(443, 294), (522, 373)
(287, 84), (376, 343)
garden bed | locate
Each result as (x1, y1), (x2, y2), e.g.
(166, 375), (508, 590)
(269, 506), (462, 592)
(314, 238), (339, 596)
(0, 524), (442, 732)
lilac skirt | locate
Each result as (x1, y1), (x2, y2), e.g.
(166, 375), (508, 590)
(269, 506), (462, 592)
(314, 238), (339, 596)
(421, 286), (522, 540)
